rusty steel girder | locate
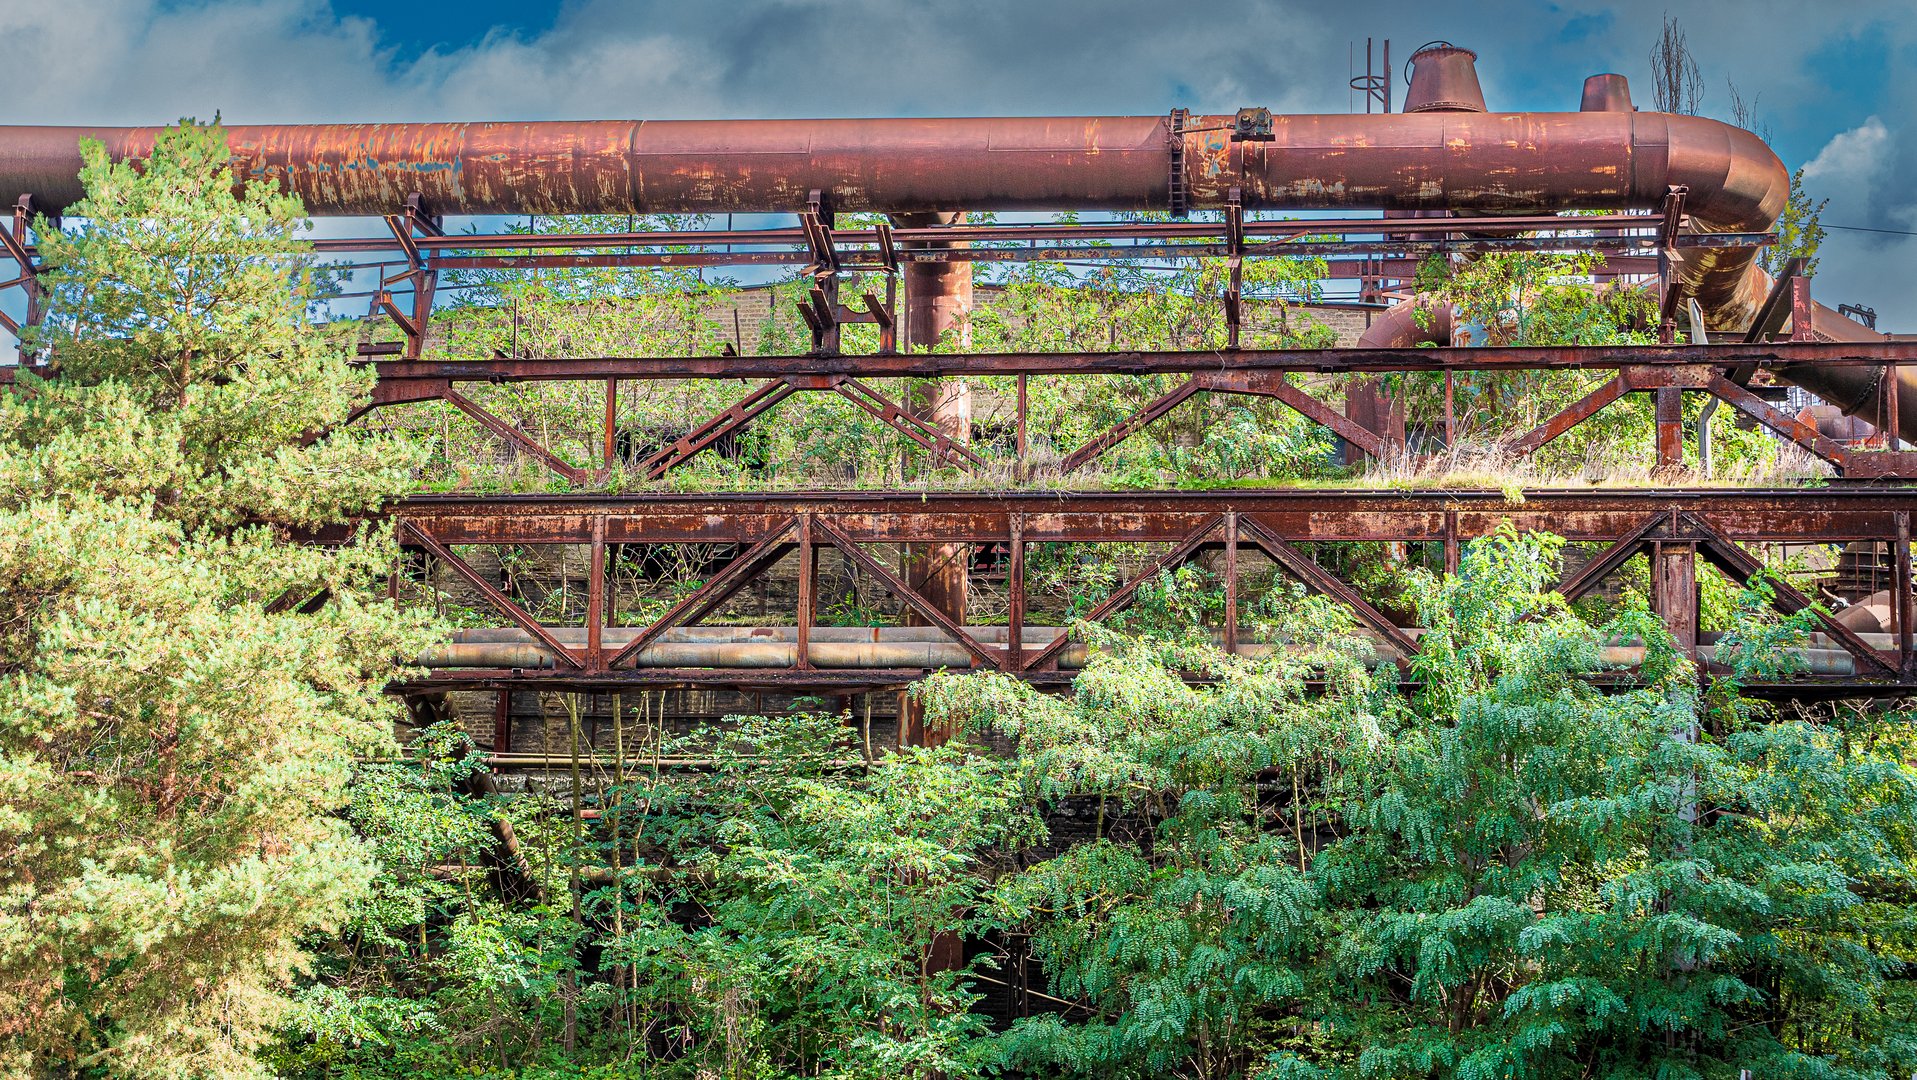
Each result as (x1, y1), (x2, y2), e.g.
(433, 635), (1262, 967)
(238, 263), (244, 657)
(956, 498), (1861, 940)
(359, 341), (1917, 389)
(391, 489), (1917, 698)
(393, 487), (1917, 547)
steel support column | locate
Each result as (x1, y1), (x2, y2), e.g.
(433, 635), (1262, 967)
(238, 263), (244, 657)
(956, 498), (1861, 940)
(897, 212), (973, 751)
(1651, 537), (1699, 658)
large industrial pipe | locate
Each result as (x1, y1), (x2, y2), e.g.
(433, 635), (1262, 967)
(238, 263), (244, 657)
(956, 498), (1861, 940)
(1780, 295), (1913, 440)
(1358, 296), (1455, 349)
(1349, 49), (1904, 439)
(0, 106), (1783, 323)
(17, 46), (1889, 422)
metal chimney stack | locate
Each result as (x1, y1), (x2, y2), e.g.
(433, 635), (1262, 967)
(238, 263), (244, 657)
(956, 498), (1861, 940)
(1581, 74), (1635, 112)
(1403, 42), (1487, 113)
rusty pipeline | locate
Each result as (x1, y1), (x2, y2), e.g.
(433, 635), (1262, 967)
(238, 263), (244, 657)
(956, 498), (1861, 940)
(8, 42), (1868, 419)
(0, 73), (1784, 330)
(1355, 47), (1906, 436)
(1358, 296), (1455, 349)
(1777, 290), (1915, 439)
(2, 111), (1739, 218)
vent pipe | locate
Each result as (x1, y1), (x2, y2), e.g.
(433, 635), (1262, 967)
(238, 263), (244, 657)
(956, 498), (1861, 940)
(1403, 43), (1488, 113)
(1581, 74), (1635, 112)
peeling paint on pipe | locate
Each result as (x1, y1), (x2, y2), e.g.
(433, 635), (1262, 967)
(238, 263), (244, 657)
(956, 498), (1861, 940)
(0, 107), (1782, 323)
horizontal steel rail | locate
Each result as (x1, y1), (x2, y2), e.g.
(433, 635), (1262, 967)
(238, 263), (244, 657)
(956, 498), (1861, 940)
(359, 341), (1917, 385)
(394, 488), (1917, 545)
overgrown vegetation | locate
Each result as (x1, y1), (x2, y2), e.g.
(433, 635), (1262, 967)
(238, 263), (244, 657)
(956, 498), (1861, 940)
(264, 530), (1917, 1080)
(0, 75), (1896, 1080)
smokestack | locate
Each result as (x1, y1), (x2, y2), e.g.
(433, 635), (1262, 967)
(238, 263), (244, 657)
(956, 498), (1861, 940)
(1403, 43), (1487, 113)
(1581, 74), (1634, 112)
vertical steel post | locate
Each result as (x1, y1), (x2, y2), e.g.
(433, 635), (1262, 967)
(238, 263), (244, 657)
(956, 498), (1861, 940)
(1443, 372), (1456, 449)
(1790, 277), (1815, 342)
(410, 268), (437, 360)
(1223, 512), (1240, 655)
(1016, 373), (1029, 482)
(1652, 538), (1699, 658)
(603, 379), (619, 473)
(815, 270), (841, 356)
(586, 518), (606, 670)
(900, 215), (973, 980)
(1896, 510), (1912, 676)
(493, 689), (513, 754)
(12, 196), (42, 333)
(1444, 509), (1460, 575)
(1655, 388), (1684, 471)
(1887, 359), (1902, 449)
(898, 213), (973, 750)
(796, 514), (814, 671)
(1008, 515), (1026, 672)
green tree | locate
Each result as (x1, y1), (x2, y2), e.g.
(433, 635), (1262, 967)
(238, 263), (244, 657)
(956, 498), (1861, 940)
(918, 606), (1375, 1079)
(0, 121), (436, 1078)
(1302, 527), (1917, 1079)
(282, 708), (1034, 1080)
(1760, 167), (1830, 279)
(921, 530), (1917, 1080)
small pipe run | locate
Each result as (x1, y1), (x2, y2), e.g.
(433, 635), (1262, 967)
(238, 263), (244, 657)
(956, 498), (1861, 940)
(416, 627), (1883, 676)
(417, 640), (1098, 670)
(450, 625), (1065, 644)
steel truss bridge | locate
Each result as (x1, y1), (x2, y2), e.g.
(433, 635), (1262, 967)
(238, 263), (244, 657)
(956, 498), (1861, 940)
(3, 142), (1914, 706)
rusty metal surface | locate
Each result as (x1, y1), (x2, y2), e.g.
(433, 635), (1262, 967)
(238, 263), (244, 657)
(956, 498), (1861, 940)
(1356, 297), (1454, 348)
(356, 341), (1917, 393)
(398, 666), (1917, 699)
(390, 488), (1917, 698)
(392, 488), (1917, 547)
(279, 213), (1677, 255)
(1581, 74), (1635, 113)
(1403, 43), (1488, 113)
(0, 117), (1171, 216)
(0, 107), (1780, 274)
(1775, 292), (1917, 439)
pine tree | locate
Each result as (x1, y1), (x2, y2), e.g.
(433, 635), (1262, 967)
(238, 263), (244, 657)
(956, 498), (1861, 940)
(0, 121), (437, 1078)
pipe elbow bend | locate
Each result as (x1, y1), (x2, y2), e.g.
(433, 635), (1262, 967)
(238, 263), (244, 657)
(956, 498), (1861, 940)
(1358, 296), (1454, 348)
(1643, 113), (1789, 234)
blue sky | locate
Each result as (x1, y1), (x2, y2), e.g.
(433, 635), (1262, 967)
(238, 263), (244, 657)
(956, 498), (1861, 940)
(323, 0), (559, 57)
(5, 0), (1915, 328)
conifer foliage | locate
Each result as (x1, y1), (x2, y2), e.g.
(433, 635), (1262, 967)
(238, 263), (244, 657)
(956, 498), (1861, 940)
(0, 123), (436, 1078)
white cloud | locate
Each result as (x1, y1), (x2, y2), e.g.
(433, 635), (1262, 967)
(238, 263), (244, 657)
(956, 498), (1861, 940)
(1764, 118), (1914, 333)
(0, 0), (1333, 125)
(1804, 116), (1891, 183)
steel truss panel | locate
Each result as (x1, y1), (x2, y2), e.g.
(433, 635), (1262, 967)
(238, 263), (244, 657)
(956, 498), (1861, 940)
(393, 487), (1917, 696)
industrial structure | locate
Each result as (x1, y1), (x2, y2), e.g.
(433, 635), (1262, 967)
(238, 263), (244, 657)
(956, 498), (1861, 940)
(1, 42), (1913, 758)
